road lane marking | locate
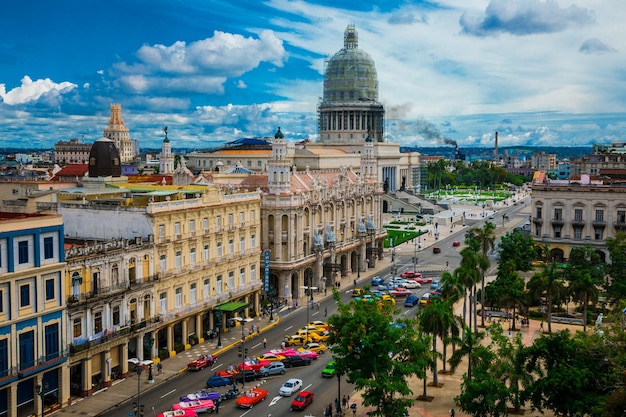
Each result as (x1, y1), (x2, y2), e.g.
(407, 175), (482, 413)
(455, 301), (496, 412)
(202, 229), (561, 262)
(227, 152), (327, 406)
(284, 326), (293, 331)
(160, 389), (176, 399)
(269, 395), (282, 406)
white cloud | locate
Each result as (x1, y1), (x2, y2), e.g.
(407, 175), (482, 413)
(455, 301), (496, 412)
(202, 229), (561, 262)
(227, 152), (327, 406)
(236, 80), (247, 89)
(0, 75), (77, 105)
(460, 0), (594, 37)
(579, 38), (616, 54)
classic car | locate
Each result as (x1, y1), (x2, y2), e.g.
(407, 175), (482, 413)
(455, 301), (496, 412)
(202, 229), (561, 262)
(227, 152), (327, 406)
(171, 399), (214, 414)
(296, 349), (319, 360)
(186, 355), (217, 371)
(322, 361), (336, 377)
(298, 342), (327, 354)
(389, 287), (413, 297)
(281, 356), (312, 368)
(206, 375), (232, 388)
(157, 410), (198, 417)
(236, 388), (269, 409)
(239, 359), (271, 371)
(179, 390), (221, 402)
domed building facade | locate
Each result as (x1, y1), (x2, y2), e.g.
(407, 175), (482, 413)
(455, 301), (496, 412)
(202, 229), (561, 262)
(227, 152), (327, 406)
(318, 24), (385, 144)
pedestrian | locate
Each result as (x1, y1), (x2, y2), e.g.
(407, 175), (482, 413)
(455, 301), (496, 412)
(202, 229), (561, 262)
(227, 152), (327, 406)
(263, 337), (267, 348)
(317, 302), (320, 311)
(353, 278), (357, 288)
(215, 398), (220, 414)
(281, 341), (286, 349)
(324, 307), (327, 317)
(156, 362), (162, 375)
(540, 321), (544, 331)
(450, 408), (455, 417)
(257, 327), (260, 336)
(342, 395), (348, 410)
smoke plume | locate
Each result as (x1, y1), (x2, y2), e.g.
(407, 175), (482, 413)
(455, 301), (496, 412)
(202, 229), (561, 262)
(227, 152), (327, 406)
(416, 119), (457, 147)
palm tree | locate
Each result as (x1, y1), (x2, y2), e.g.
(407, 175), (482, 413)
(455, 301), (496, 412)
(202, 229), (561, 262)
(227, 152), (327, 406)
(448, 325), (486, 380)
(466, 223), (496, 328)
(456, 248), (480, 336)
(527, 262), (566, 333)
(418, 299), (457, 386)
(569, 272), (599, 332)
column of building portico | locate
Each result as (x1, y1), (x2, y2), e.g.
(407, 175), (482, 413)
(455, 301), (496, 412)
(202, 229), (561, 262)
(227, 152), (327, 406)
(315, 252), (326, 294)
(289, 213), (295, 262)
(33, 373), (44, 417)
(181, 318), (188, 346)
(59, 362), (70, 409)
(6, 383), (16, 417)
(195, 314), (204, 343)
(81, 358), (92, 396)
(103, 350), (112, 387)
(167, 325), (174, 355)
(359, 235), (368, 273)
(136, 333), (144, 361)
(121, 343), (130, 377)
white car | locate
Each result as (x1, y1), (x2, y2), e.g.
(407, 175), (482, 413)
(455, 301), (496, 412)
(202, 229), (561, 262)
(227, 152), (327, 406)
(279, 378), (303, 396)
(397, 280), (421, 289)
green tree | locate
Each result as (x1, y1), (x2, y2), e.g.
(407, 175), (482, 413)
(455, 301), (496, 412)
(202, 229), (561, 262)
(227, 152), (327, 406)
(456, 247), (481, 336)
(606, 233), (626, 302)
(523, 330), (615, 417)
(527, 262), (566, 333)
(493, 261), (527, 331)
(455, 346), (510, 417)
(449, 326), (486, 381)
(328, 290), (431, 417)
(417, 299), (458, 387)
(497, 230), (536, 272)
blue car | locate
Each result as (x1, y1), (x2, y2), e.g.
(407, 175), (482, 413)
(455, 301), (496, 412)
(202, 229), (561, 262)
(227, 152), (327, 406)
(404, 295), (419, 307)
(371, 276), (385, 286)
(206, 375), (232, 388)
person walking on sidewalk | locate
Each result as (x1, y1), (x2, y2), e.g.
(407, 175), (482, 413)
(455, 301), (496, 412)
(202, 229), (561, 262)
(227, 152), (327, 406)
(263, 338), (267, 348)
(324, 307), (327, 317)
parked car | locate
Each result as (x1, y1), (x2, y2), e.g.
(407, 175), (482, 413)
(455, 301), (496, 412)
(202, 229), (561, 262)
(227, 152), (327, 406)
(299, 342), (327, 354)
(397, 280), (420, 289)
(322, 361), (336, 377)
(235, 388), (268, 409)
(172, 399), (215, 414)
(404, 294), (419, 307)
(257, 353), (286, 362)
(389, 287), (412, 297)
(400, 271), (421, 279)
(239, 359), (271, 371)
(430, 280), (440, 289)
(378, 283), (394, 291)
(279, 378), (303, 396)
(413, 276), (433, 284)
(232, 369), (261, 383)
(179, 391), (221, 403)
(419, 293), (431, 306)
(371, 276), (385, 285)
(290, 391), (314, 411)
(284, 334), (308, 347)
(281, 355), (312, 368)
(351, 288), (364, 297)
(206, 375), (232, 388)
(157, 410), (198, 417)
(260, 362), (286, 376)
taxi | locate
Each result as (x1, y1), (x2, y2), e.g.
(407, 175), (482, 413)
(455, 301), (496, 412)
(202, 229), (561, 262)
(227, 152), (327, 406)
(351, 288), (364, 297)
(298, 342), (327, 354)
(284, 334), (308, 347)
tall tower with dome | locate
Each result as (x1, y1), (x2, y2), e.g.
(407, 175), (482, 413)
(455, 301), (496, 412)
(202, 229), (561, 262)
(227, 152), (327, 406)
(317, 24), (385, 145)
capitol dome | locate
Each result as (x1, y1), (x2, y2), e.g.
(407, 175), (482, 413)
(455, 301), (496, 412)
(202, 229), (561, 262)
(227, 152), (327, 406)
(323, 25), (378, 103)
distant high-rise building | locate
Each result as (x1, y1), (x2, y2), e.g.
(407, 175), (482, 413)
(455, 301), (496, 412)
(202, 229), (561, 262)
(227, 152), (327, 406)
(54, 137), (91, 164)
(317, 24), (384, 144)
(103, 104), (136, 164)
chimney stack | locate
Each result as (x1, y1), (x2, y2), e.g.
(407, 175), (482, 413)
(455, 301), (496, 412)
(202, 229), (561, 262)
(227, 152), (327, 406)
(494, 131), (499, 159)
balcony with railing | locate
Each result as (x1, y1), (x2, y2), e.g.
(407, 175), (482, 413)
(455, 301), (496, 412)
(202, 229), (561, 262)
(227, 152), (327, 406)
(17, 350), (68, 379)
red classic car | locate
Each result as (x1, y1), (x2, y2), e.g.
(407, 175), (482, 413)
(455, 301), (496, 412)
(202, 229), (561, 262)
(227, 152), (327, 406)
(236, 388), (269, 409)
(239, 359), (271, 371)
(413, 276), (433, 284)
(290, 391), (314, 411)
(187, 355), (217, 371)
(400, 271), (422, 279)
(389, 288), (413, 297)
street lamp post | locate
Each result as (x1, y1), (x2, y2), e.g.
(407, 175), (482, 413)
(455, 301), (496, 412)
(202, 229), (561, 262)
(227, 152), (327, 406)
(128, 358), (151, 417)
(35, 381), (48, 417)
(357, 252), (361, 281)
(234, 316), (253, 388)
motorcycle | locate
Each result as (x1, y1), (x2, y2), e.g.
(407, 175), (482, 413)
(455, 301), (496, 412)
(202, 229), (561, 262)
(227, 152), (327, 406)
(221, 387), (240, 400)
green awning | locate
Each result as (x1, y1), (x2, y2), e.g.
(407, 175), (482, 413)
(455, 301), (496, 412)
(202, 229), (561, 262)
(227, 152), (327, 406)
(214, 301), (248, 312)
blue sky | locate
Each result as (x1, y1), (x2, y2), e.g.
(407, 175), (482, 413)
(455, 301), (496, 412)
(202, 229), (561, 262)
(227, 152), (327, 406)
(1, 0), (625, 150)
